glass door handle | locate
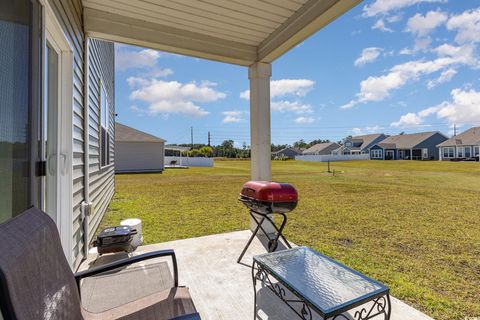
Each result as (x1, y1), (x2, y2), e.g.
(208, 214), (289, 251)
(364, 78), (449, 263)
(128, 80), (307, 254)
(47, 154), (56, 176)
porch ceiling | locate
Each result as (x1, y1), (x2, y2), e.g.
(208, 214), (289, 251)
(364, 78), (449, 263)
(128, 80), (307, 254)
(82, 0), (361, 66)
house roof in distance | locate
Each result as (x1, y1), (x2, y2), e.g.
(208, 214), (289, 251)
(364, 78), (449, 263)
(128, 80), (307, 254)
(115, 123), (166, 143)
(272, 147), (302, 155)
(348, 133), (385, 150)
(375, 131), (441, 149)
(303, 142), (340, 154)
(437, 127), (480, 147)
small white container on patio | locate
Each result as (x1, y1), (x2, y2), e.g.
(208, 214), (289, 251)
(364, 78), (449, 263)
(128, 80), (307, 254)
(120, 218), (143, 249)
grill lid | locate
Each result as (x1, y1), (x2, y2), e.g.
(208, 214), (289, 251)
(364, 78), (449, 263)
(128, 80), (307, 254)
(240, 181), (298, 203)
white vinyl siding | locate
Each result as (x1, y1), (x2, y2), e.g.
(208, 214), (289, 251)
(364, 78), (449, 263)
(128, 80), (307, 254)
(371, 149), (383, 159)
(87, 39), (115, 259)
(443, 147), (455, 158)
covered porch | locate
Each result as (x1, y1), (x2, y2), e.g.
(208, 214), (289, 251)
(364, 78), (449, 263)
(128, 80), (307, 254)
(80, 1), (431, 319)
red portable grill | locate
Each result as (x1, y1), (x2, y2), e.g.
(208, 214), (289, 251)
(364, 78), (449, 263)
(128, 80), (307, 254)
(237, 181), (298, 263)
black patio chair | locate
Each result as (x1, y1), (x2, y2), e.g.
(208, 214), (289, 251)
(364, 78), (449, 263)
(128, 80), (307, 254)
(0, 207), (200, 320)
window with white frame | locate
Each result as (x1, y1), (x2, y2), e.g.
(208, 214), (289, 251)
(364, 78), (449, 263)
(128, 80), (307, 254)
(443, 147), (455, 158)
(475, 146), (479, 157)
(422, 148), (428, 159)
(99, 82), (110, 167)
(371, 149), (383, 159)
(457, 147), (463, 158)
(464, 146), (471, 158)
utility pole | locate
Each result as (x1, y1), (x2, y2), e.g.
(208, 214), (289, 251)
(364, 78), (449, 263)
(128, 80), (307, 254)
(191, 127), (194, 149)
(208, 131), (211, 146)
(453, 124), (457, 136)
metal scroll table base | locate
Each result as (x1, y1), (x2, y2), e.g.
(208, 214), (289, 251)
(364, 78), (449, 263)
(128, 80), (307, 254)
(252, 262), (392, 320)
(237, 210), (292, 264)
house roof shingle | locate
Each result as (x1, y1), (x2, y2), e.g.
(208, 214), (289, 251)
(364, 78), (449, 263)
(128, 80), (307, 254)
(437, 127), (480, 147)
(374, 131), (441, 149)
(115, 123), (166, 143)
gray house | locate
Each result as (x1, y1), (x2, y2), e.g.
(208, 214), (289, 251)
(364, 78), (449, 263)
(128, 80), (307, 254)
(303, 142), (341, 155)
(333, 134), (387, 155)
(272, 147), (302, 159)
(437, 127), (480, 160)
(369, 132), (448, 160)
(115, 123), (166, 173)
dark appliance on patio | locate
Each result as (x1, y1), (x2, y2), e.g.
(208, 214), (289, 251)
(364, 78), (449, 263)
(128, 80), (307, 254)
(237, 181), (298, 263)
(95, 226), (137, 254)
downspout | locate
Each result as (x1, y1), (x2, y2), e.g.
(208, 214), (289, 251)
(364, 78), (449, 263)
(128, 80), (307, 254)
(81, 37), (91, 259)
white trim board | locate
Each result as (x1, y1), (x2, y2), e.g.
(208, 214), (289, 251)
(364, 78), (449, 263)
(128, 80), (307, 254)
(44, 1), (75, 266)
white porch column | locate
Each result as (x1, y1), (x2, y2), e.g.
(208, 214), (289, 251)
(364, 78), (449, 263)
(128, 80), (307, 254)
(249, 62), (272, 181)
(249, 62), (274, 234)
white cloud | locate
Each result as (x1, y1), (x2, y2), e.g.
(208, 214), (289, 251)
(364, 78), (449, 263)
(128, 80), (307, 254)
(116, 48), (161, 71)
(271, 100), (313, 114)
(352, 125), (385, 135)
(427, 68), (457, 88)
(363, 0), (446, 17)
(391, 112), (424, 128)
(447, 8), (480, 44)
(399, 37), (432, 55)
(355, 47), (383, 66)
(392, 88), (480, 127)
(295, 116), (315, 124)
(372, 19), (393, 32)
(129, 79), (226, 117)
(406, 11), (448, 37)
(340, 43), (478, 109)
(222, 110), (245, 123)
(240, 79), (315, 99)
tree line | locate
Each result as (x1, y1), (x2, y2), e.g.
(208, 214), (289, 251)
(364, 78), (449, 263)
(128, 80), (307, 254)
(167, 138), (333, 158)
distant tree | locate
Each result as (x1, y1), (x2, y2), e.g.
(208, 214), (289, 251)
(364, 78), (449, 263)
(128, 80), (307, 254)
(199, 146), (213, 157)
(293, 139), (308, 149)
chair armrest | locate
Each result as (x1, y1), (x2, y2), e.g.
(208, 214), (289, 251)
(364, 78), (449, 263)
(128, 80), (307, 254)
(74, 249), (178, 290)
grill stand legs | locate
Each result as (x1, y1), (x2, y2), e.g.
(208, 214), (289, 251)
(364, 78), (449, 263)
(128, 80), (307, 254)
(237, 210), (292, 264)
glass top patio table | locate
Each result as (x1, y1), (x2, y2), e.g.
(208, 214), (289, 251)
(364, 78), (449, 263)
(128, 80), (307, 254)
(253, 246), (389, 318)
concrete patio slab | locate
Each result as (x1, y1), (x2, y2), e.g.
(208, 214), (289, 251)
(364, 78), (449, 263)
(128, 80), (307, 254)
(81, 230), (434, 320)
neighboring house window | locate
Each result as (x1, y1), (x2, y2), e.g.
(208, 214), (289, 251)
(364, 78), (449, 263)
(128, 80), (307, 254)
(464, 146), (471, 158)
(99, 82), (111, 167)
(371, 149), (383, 159)
(475, 146), (479, 157)
(443, 147), (454, 158)
(457, 147), (463, 158)
(422, 148), (428, 159)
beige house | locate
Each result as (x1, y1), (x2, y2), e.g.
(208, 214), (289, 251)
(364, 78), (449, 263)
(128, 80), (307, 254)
(115, 123), (166, 173)
(437, 127), (480, 160)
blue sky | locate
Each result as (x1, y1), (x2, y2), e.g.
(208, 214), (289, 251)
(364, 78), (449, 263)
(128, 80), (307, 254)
(115, 0), (480, 146)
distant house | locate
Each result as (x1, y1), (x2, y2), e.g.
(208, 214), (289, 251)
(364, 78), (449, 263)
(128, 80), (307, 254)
(369, 131), (448, 160)
(303, 142), (341, 155)
(115, 123), (166, 172)
(272, 147), (302, 159)
(437, 127), (480, 161)
(333, 134), (387, 155)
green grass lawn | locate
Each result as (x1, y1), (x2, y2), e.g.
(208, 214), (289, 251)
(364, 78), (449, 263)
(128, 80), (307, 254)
(100, 160), (480, 320)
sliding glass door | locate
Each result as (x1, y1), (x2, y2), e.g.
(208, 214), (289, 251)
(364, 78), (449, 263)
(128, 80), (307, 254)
(0, 0), (42, 223)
